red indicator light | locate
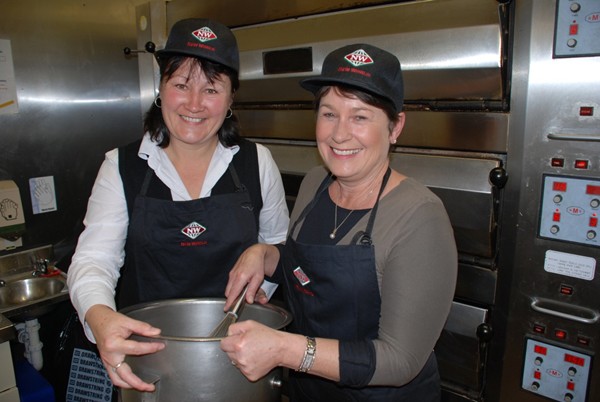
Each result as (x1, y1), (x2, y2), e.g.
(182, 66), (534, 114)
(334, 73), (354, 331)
(553, 182), (567, 191)
(567, 380), (575, 390)
(534, 370), (541, 379)
(591, 217), (598, 227)
(555, 329), (567, 340)
(553, 211), (561, 222)
(586, 185), (600, 195)
(569, 24), (579, 35)
(579, 106), (594, 116)
(574, 160), (589, 169)
(559, 284), (573, 295)
(533, 324), (546, 334)
(551, 158), (565, 167)
(534, 345), (548, 355)
(564, 354), (584, 366)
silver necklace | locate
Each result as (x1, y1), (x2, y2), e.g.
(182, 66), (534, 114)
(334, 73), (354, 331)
(330, 203), (354, 239)
(329, 177), (381, 239)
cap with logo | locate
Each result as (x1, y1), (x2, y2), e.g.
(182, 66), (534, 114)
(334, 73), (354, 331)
(300, 43), (404, 112)
(155, 18), (239, 73)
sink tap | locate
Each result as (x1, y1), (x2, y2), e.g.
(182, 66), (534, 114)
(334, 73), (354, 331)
(32, 258), (49, 276)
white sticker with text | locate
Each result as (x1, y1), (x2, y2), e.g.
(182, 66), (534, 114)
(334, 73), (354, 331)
(544, 250), (596, 281)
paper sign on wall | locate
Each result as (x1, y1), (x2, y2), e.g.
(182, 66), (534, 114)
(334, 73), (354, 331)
(0, 39), (18, 114)
(29, 176), (57, 214)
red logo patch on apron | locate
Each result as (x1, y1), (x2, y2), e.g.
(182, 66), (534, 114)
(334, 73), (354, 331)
(293, 266), (311, 286)
(181, 221), (206, 239)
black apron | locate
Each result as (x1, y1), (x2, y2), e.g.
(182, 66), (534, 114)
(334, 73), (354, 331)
(117, 163), (257, 308)
(281, 169), (440, 402)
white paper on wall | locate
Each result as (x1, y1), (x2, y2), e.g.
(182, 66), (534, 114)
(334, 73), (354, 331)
(0, 39), (18, 114)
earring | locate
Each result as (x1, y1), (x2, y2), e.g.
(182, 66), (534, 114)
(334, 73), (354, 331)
(391, 139), (397, 144)
(225, 108), (233, 119)
(154, 95), (162, 108)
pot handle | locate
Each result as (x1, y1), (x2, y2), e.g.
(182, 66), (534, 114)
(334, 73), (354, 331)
(137, 373), (161, 402)
(270, 373), (283, 389)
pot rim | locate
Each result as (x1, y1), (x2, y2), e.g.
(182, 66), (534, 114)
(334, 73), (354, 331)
(119, 298), (292, 341)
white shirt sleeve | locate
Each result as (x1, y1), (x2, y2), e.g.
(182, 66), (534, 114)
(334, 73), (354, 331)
(256, 143), (289, 244)
(67, 147), (128, 341)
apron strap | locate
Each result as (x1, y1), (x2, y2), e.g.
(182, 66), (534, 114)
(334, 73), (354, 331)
(140, 167), (154, 196)
(351, 167), (391, 245)
(227, 163), (246, 193)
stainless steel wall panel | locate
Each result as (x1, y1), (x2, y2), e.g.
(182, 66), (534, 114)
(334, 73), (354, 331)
(0, 0), (143, 254)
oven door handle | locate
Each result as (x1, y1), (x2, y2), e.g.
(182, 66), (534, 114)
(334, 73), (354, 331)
(530, 297), (599, 325)
(547, 133), (600, 142)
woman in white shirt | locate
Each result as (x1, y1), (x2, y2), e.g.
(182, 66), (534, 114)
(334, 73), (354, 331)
(67, 18), (288, 392)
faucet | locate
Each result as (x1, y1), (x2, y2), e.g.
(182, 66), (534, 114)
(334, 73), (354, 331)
(32, 258), (49, 276)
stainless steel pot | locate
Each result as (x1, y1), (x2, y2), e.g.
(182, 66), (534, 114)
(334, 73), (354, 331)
(119, 298), (292, 402)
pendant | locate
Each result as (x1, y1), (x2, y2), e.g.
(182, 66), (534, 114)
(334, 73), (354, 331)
(329, 232), (336, 239)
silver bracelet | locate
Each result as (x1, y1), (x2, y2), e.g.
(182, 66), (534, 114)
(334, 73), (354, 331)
(297, 336), (316, 373)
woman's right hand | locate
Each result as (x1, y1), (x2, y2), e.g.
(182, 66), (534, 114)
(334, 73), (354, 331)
(85, 304), (165, 391)
(224, 243), (281, 310)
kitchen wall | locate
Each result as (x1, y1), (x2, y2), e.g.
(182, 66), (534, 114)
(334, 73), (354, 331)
(0, 0), (147, 263)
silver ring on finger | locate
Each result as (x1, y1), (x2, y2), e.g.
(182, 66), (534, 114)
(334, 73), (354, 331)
(112, 361), (125, 373)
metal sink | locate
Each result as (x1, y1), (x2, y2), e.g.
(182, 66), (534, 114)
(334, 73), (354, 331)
(0, 277), (65, 307)
(0, 270), (69, 319)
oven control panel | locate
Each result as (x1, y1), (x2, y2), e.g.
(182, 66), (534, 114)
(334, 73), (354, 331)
(522, 338), (591, 401)
(554, 0), (600, 57)
(539, 175), (600, 247)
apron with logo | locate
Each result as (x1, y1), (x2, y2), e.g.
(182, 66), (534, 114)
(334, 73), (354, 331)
(281, 169), (440, 401)
(117, 163), (257, 309)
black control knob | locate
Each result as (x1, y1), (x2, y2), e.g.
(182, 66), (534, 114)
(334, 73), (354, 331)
(477, 323), (493, 342)
(145, 41), (156, 53)
(489, 167), (508, 189)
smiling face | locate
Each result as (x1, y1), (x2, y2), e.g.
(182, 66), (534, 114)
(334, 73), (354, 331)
(315, 86), (405, 184)
(159, 58), (233, 150)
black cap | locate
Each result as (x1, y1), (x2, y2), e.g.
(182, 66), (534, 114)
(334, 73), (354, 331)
(155, 18), (239, 73)
(301, 44), (404, 112)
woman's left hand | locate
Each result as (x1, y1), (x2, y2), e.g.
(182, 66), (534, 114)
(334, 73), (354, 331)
(220, 320), (286, 381)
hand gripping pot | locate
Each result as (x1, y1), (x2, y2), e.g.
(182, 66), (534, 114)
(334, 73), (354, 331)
(119, 298), (292, 402)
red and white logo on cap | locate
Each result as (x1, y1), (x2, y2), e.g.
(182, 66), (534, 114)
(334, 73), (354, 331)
(192, 27), (218, 42)
(181, 221), (206, 239)
(344, 49), (374, 67)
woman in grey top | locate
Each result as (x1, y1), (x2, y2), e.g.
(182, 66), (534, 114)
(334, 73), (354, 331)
(221, 43), (457, 401)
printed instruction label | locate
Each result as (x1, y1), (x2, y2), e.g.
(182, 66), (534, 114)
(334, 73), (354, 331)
(544, 250), (596, 281)
(67, 348), (113, 402)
